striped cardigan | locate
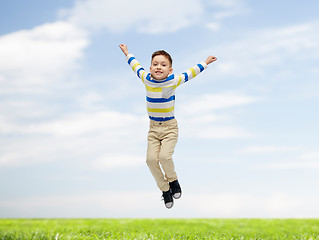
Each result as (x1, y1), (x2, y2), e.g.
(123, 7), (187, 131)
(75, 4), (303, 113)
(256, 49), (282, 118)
(126, 53), (207, 121)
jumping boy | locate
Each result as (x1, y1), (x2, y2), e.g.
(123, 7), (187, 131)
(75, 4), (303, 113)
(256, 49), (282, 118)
(119, 44), (217, 208)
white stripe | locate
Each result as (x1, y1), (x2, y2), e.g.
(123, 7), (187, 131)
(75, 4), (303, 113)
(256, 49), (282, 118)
(186, 69), (193, 78)
(146, 91), (162, 98)
(148, 111), (175, 118)
(147, 101), (175, 110)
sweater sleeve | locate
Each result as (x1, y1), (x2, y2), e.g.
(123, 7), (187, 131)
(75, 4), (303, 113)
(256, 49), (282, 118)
(175, 62), (207, 87)
(126, 54), (148, 83)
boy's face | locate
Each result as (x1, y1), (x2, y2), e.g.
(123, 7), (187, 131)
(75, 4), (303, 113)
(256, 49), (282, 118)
(150, 55), (173, 80)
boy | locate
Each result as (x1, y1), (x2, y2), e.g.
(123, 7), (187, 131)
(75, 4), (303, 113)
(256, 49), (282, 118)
(119, 44), (217, 208)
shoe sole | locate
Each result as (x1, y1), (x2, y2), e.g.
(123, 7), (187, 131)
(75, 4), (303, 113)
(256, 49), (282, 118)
(173, 192), (182, 199)
(165, 202), (174, 209)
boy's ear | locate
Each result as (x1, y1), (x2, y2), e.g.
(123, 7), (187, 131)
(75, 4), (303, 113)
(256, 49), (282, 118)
(169, 67), (173, 74)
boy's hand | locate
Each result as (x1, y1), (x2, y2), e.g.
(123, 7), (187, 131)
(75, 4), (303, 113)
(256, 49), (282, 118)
(119, 44), (129, 56)
(205, 56), (217, 65)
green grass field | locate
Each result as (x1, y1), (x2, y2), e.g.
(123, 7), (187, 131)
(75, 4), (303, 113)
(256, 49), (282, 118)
(0, 219), (318, 239)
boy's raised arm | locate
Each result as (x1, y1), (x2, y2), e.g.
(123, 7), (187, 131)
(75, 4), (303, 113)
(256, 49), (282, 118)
(119, 44), (147, 83)
(174, 55), (217, 87)
(119, 44), (129, 56)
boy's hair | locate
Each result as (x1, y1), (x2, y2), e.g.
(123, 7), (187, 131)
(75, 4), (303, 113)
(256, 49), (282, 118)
(151, 50), (173, 67)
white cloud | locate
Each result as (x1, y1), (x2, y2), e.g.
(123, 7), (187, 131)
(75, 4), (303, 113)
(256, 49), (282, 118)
(180, 92), (257, 115)
(0, 21), (88, 91)
(62, 0), (247, 34)
(64, 0), (202, 34)
(77, 91), (105, 110)
(26, 111), (143, 137)
(0, 110), (148, 168)
(203, 0), (247, 31)
(0, 134), (146, 169)
(209, 0), (245, 9)
(213, 10), (239, 20)
(208, 0), (248, 19)
(0, 192), (159, 218)
(213, 22), (319, 78)
(0, 111), (146, 137)
(205, 22), (221, 31)
(259, 160), (319, 170)
(255, 150), (319, 170)
(0, 138), (68, 167)
(239, 146), (319, 169)
(177, 92), (255, 139)
(183, 125), (251, 139)
(239, 145), (305, 154)
(92, 154), (145, 170)
(300, 151), (319, 160)
(181, 192), (319, 218)
(185, 113), (229, 124)
(1, 191), (318, 218)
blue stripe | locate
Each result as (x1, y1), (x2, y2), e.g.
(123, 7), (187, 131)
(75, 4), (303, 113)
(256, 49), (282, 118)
(137, 67), (144, 78)
(149, 116), (175, 121)
(147, 95), (175, 103)
(147, 74), (174, 83)
(166, 75), (175, 81)
(128, 57), (135, 65)
(197, 64), (204, 72)
(148, 78), (162, 83)
(183, 72), (188, 82)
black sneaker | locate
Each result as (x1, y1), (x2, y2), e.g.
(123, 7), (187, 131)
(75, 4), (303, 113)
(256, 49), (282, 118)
(169, 180), (182, 199)
(162, 190), (174, 209)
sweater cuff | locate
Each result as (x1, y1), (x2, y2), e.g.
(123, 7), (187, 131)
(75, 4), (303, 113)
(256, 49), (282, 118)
(200, 62), (208, 69)
(126, 53), (134, 61)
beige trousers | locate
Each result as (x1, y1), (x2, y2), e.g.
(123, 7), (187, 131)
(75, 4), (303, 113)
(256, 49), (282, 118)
(146, 119), (178, 192)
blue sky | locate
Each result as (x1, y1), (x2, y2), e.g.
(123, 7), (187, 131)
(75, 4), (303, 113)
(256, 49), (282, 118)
(1, 0), (319, 218)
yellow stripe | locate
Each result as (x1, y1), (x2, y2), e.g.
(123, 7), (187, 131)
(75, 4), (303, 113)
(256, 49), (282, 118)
(132, 63), (139, 71)
(147, 107), (174, 113)
(145, 85), (162, 92)
(190, 68), (197, 78)
(176, 75), (182, 86)
(141, 71), (145, 83)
